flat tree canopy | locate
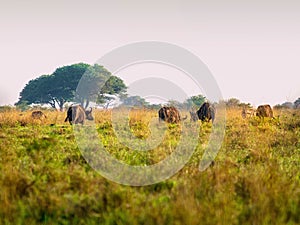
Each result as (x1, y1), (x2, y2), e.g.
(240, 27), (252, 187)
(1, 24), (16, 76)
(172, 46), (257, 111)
(16, 63), (127, 111)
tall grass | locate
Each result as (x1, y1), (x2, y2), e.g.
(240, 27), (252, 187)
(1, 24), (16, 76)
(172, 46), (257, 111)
(0, 107), (299, 224)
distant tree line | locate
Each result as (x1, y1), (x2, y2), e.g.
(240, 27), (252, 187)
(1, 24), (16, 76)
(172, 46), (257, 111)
(274, 98), (300, 109)
(120, 94), (207, 110)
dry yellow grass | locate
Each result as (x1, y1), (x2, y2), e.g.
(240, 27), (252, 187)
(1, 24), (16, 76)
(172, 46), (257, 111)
(0, 107), (299, 224)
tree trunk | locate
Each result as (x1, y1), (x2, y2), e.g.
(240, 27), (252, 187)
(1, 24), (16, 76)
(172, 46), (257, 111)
(105, 101), (112, 109)
(48, 99), (57, 110)
(84, 100), (90, 109)
(59, 100), (65, 112)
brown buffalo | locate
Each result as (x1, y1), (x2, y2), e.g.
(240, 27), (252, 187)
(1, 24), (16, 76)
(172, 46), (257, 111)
(64, 105), (94, 125)
(256, 105), (273, 118)
(31, 111), (47, 119)
(158, 106), (181, 123)
(197, 102), (215, 122)
(241, 107), (256, 119)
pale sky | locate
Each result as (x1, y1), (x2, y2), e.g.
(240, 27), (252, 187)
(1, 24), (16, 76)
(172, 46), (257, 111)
(1, 0), (300, 107)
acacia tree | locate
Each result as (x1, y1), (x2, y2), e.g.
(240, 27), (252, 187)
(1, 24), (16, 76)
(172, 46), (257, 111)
(16, 75), (55, 108)
(50, 63), (90, 110)
(16, 63), (127, 111)
(16, 63), (90, 111)
(76, 65), (127, 109)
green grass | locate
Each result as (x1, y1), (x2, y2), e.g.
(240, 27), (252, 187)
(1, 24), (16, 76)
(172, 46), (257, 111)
(0, 108), (300, 224)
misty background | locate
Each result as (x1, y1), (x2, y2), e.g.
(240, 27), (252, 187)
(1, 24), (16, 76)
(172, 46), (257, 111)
(1, 0), (300, 106)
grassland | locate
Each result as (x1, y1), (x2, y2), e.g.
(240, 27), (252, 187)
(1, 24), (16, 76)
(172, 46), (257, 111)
(0, 107), (300, 225)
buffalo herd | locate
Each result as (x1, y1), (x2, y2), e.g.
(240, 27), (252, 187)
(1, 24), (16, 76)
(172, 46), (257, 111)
(64, 103), (215, 125)
(60, 103), (274, 126)
(17, 100), (277, 128)
(158, 102), (215, 124)
(241, 104), (273, 119)
(158, 103), (274, 124)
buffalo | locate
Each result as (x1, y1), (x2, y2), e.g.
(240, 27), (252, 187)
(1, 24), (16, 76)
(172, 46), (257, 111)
(241, 107), (256, 119)
(158, 106), (181, 123)
(189, 111), (198, 122)
(197, 102), (215, 122)
(64, 105), (94, 125)
(31, 111), (47, 120)
(256, 104), (273, 118)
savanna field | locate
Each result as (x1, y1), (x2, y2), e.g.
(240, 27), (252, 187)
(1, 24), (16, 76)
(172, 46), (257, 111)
(0, 107), (300, 225)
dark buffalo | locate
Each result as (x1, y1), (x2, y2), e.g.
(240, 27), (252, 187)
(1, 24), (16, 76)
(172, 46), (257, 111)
(256, 104), (273, 118)
(158, 106), (181, 123)
(31, 110), (47, 119)
(64, 105), (94, 125)
(197, 102), (215, 122)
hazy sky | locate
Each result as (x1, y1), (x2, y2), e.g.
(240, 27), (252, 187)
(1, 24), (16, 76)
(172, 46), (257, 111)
(1, 0), (300, 106)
